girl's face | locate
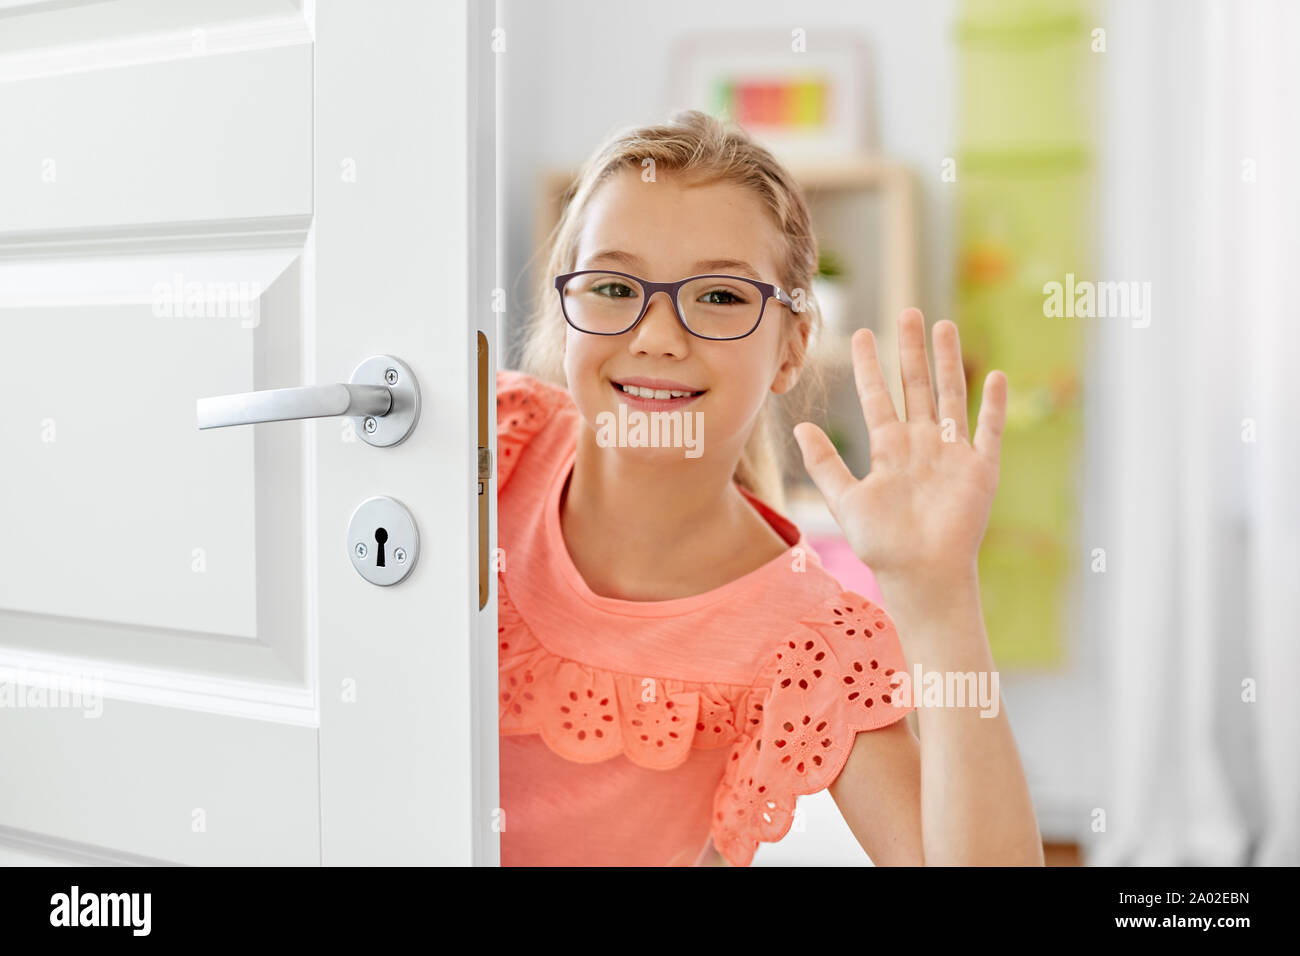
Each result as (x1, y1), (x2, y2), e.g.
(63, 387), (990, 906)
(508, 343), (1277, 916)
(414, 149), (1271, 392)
(563, 166), (806, 465)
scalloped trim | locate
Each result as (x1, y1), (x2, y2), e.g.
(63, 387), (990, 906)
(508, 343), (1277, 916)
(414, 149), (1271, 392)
(496, 371), (572, 492)
(497, 568), (916, 866)
(497, 573), (754, 771)
(710, 593), (915, 867)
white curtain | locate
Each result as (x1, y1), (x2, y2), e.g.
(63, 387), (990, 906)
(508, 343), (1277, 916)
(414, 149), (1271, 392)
(1089, 0), (1299, 865)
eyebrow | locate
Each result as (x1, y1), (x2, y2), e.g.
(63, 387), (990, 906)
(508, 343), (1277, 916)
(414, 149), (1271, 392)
(584, 249), (762, 281)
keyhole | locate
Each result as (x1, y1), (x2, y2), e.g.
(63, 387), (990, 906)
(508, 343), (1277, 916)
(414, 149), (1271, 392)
(374, 527), (388, 567)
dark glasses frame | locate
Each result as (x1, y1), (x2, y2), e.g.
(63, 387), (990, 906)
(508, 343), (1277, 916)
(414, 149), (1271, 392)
(554, 269), (797, 341)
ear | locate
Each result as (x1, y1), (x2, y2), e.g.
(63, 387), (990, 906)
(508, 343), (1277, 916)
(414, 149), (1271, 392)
(771, 316), (811, 395)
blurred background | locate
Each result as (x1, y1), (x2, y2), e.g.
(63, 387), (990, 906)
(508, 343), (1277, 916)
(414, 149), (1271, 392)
(497, 0), (1300, 865)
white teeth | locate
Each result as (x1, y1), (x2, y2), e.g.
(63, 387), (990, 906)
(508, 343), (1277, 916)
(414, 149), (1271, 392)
(619, 384), (698, 399)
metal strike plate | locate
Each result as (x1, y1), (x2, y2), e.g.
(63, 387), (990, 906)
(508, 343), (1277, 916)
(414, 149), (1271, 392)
(347, 496), (419, 586)
(477, 446), (492, 495)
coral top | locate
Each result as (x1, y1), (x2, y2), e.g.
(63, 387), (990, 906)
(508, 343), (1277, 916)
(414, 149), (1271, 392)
(496, 370), (915, 866)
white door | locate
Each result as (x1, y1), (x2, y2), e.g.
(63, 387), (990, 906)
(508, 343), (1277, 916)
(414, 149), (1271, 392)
(0, 0), (498, 865)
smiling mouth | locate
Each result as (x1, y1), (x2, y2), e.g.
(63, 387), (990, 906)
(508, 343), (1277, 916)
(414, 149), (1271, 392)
(612, 382), (706, 399)
(609, 380), (707, 408)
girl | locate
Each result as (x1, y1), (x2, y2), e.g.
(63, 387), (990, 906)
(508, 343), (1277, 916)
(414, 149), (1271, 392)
(497, 109), (1043, 866)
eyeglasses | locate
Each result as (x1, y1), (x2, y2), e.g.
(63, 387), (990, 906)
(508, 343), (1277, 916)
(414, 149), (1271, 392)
(554, 269), (796, 341)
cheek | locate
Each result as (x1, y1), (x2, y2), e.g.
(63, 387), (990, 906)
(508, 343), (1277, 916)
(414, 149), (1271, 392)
(563, 331), (616, 418)
(729, 325), (784, 394)
(562, 328), (597, 383)
(705, 340), (778, 427)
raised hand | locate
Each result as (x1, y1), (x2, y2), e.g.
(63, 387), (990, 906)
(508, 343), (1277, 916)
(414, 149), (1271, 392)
(793, 308), (1007, 594)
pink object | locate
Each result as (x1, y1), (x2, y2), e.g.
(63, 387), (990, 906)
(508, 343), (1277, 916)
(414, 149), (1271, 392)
(495, 371), (914, 867)
(806, 535), (886, 609)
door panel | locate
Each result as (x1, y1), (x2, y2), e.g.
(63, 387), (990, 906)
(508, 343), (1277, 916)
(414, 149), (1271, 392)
(2, 699), (320, 865)
(0, 42), (311, 231)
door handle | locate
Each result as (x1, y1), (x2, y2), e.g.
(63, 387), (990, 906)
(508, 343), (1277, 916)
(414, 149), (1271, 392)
(196, 354), (421, 447)
(198, 383), (391, 427)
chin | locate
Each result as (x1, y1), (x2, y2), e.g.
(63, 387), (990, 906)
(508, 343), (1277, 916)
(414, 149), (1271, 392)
(604, 443), (702, 463)
(588, 403), (708, 462)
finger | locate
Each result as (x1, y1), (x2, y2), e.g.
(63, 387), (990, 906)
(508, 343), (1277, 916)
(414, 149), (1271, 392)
(850, 327), (899, 433)
(793, 422), (856, 517)
(932, 320), (969, 442)
(897, 308), (936, 422)
(973, 370), (1007, 465)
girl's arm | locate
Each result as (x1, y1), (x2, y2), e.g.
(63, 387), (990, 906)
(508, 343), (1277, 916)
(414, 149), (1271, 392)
(796, 309), (1044, 866)
(827, 716), (924, 865)
(828, 574), (1044, 866)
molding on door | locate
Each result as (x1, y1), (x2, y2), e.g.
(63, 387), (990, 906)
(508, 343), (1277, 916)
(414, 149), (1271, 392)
(0, 11), (311, 83)
(0, 644), (319, 726)
(0, 244), (302, 310)
(0, 214), (313, 259)
(0, 823), (178, 866)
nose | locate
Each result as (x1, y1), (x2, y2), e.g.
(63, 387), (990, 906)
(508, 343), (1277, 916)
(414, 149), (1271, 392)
(627, 290), (690, 358)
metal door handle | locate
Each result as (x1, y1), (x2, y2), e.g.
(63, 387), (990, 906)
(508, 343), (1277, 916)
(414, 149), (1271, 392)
(196, 354), (420, 447)
(198, 383), (391, 427)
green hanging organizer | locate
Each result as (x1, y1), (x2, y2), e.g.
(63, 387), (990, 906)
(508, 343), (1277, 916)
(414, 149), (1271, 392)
(955, 0), (1095, 668)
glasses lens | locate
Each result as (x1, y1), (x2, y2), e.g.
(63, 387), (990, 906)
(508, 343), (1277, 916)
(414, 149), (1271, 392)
(678, 276), (763, 339)
(561, 272), (645, 334)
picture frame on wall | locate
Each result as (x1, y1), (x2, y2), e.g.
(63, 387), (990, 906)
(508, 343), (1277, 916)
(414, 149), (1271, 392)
(665, 30), (874, 162)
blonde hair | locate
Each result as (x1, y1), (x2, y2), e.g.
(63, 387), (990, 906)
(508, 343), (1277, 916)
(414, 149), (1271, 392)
(518, 108), (825, 509)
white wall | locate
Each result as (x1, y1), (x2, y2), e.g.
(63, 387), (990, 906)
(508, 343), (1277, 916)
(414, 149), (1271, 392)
(497, 0), (958, 365)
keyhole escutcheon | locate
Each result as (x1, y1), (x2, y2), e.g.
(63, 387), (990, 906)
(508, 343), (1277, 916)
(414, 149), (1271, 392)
(347, 496), (418, 586)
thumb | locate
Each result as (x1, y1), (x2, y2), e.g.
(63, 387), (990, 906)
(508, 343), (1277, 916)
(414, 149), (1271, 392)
(792, 422), (856, 519)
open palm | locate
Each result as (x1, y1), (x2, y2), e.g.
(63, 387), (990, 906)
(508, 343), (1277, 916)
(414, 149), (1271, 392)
(794, 308), (1007, 590)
